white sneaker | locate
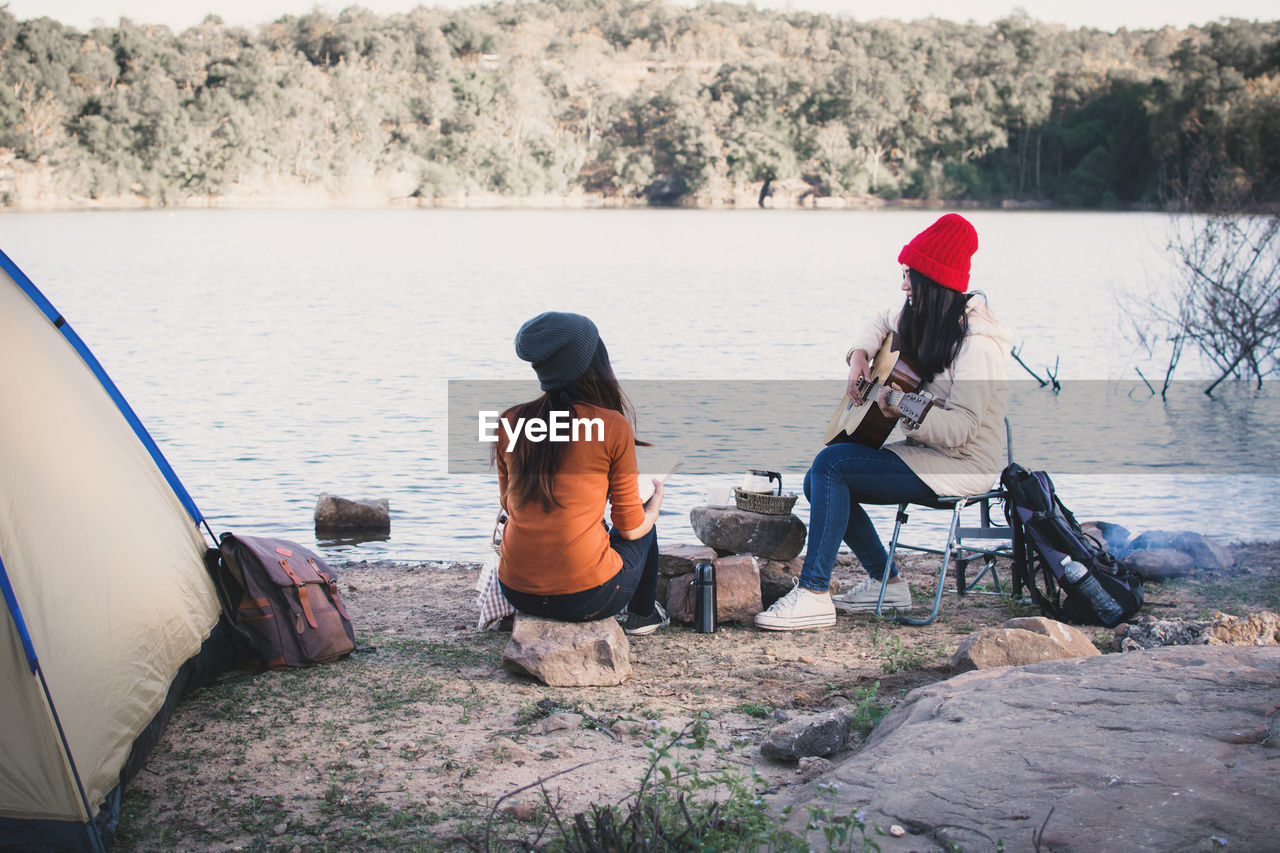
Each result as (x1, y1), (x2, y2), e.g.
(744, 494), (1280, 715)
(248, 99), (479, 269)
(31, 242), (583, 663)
(754, 581), (836, 631)
(832, 576), (913, 613)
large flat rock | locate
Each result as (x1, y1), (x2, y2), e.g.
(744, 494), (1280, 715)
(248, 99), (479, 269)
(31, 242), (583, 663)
(780, 646), (1280, 852)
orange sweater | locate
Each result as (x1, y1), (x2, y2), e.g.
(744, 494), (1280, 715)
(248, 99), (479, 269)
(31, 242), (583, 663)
(496, 404), (647, 595)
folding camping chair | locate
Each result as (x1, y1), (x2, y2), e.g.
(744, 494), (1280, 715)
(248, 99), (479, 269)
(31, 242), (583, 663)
(867, 418), (1014, 626)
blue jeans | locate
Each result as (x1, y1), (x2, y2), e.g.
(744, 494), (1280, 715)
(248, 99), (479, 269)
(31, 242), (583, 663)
(798, 444), (936, 592)
(500, 525), (660, 621)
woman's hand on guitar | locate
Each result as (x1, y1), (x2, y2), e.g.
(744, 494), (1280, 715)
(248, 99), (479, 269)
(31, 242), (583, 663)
(874, 387), (903, 418)
(847, 350), (871, 404)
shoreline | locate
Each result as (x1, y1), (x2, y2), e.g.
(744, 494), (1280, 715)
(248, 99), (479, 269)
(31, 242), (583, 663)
(0, 185), (1149, 215)
(114, 542), (1280, 850)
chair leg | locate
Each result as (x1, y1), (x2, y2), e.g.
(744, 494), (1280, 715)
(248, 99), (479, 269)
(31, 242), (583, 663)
(894, 501), (963, 627)
(874, 504), (910, 619)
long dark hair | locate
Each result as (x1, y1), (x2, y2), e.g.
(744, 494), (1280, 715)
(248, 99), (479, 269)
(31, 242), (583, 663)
(496, 339), (647, 512)
(897, 269), (977, 384)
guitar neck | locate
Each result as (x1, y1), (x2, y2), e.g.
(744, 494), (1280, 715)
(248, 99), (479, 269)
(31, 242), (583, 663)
(853, 377), (934, 429)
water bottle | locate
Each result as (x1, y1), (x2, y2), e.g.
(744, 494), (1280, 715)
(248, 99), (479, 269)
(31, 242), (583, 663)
(694, 561), (717, 633)
(1060, 556), (1124, 625)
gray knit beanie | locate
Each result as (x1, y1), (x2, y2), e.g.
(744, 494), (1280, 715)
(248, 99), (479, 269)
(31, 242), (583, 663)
(514, 311), (601, 391)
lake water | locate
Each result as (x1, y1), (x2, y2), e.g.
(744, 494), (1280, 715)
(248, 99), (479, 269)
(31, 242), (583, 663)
(3, 208), (1276, 560)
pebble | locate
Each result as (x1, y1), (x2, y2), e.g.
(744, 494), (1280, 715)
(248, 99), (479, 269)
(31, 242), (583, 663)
(503, 802), (538, 821)
(889, 824), (906, 837)
(376, 742), (391, 750)
(773, 709), (791, 722)
(529, 713), (583, 735)
(272, 823), (287, 836)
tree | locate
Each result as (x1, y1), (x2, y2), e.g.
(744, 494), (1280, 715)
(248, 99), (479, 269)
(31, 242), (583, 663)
(1134, 162), (1280, 396)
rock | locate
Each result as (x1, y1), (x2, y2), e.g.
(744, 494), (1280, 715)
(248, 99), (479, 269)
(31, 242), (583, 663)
(502, 614), (631, 687)
(665, 553), (763, 624)
(889, 825), (906, 838)
(778, 646), (1280, 852)
(1002, 616), (1101, 659)
(656, 544), (718, 603)
(951, 617), (1101, 672)
(658, 543), (718, 577)
(1121, 548), (1196, 580)
(758, 556), (805, 607)
(759, 708), (855, 761)
(796, 756), (833, 781)
(665, 572), (696, 622)
(1081, 521), (1133, 556)
(272, 823), (287, 837)
(1204, 611), (1280, 646)
(1114, 612), (1280, 651)
(502, 802), (538, 821)
(529, 712), (583, 735)
(611, 720), (648, 737)
(1127, 530), (1233, 571)
(314, 493), (391, 531)
(689, 505), (806, 561)
(1113, 615), (1208, 650)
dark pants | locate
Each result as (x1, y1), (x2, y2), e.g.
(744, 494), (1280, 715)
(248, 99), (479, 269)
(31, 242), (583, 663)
(798, 443), (937, 591)
(500, 525), (660, 622)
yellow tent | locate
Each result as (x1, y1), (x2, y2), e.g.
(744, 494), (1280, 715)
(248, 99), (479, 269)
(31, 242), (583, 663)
(0, 249), (224, 851)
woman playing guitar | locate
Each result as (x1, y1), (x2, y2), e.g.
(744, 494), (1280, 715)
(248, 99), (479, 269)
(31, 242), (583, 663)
(756, 214), (1011, 630)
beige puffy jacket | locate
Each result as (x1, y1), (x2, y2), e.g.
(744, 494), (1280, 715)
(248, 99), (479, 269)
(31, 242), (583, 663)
(848, 300), (1011, 497)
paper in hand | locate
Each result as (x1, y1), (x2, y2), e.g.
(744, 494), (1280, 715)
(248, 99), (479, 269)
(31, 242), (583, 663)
(637, 459), (683, 503)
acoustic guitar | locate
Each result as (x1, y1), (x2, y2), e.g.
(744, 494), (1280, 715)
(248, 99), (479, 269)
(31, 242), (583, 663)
(822, 333), (935, 448)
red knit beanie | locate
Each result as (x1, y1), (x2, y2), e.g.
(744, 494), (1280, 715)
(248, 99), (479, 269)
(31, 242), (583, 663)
(897, 213), (979, 293)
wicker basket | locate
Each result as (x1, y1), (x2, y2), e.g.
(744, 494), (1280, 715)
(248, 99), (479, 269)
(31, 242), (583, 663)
(733, 487), (798, 515)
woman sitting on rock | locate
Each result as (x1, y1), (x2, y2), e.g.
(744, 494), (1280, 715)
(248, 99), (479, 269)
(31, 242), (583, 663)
(495, 311), (668, 635)
(756, 213), (1010, 631)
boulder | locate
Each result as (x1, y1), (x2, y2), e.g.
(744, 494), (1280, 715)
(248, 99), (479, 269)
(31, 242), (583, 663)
(758, 556), (805, 607)
(760, 708), (855, 761)
(502, 614), (631, 687)
(314, 493), (391, 531)
(779, 646), (1280, 852)
(1128, 530), (1233, 571)
(665, 554), (763, 624)
(658, 543), (718, 577)
(951, 617), (1100, 672)
(656, 543), (718, 603)
(689, 505), (806, 561)
(1121, 548), (1195, 580)
(1080, 521), (1132, 556)
(1002, 616), (1101, 658)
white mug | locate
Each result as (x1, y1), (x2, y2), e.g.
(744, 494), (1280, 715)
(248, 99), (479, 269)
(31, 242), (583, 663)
(707, 484), (733, 507)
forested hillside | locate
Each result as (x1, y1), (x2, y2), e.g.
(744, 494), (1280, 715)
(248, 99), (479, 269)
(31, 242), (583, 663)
(1, 1), (1277, 207)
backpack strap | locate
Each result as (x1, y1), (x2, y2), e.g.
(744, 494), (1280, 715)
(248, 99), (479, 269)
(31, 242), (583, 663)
(277, 556), (319, 629)
(310, 558), (352, 622)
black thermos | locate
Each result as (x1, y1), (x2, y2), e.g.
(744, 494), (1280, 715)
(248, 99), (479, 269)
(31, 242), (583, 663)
(694, 561), (717, 633)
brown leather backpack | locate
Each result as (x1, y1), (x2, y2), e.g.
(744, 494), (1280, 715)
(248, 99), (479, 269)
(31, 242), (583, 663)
(207, 533), (357, 669)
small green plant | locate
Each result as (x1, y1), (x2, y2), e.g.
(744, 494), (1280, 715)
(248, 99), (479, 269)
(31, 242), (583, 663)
(871, 626), (929, 674)
(735, 700), (774, 719)
(484, 716), (883, 852)
(846, 682), (891, 738)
